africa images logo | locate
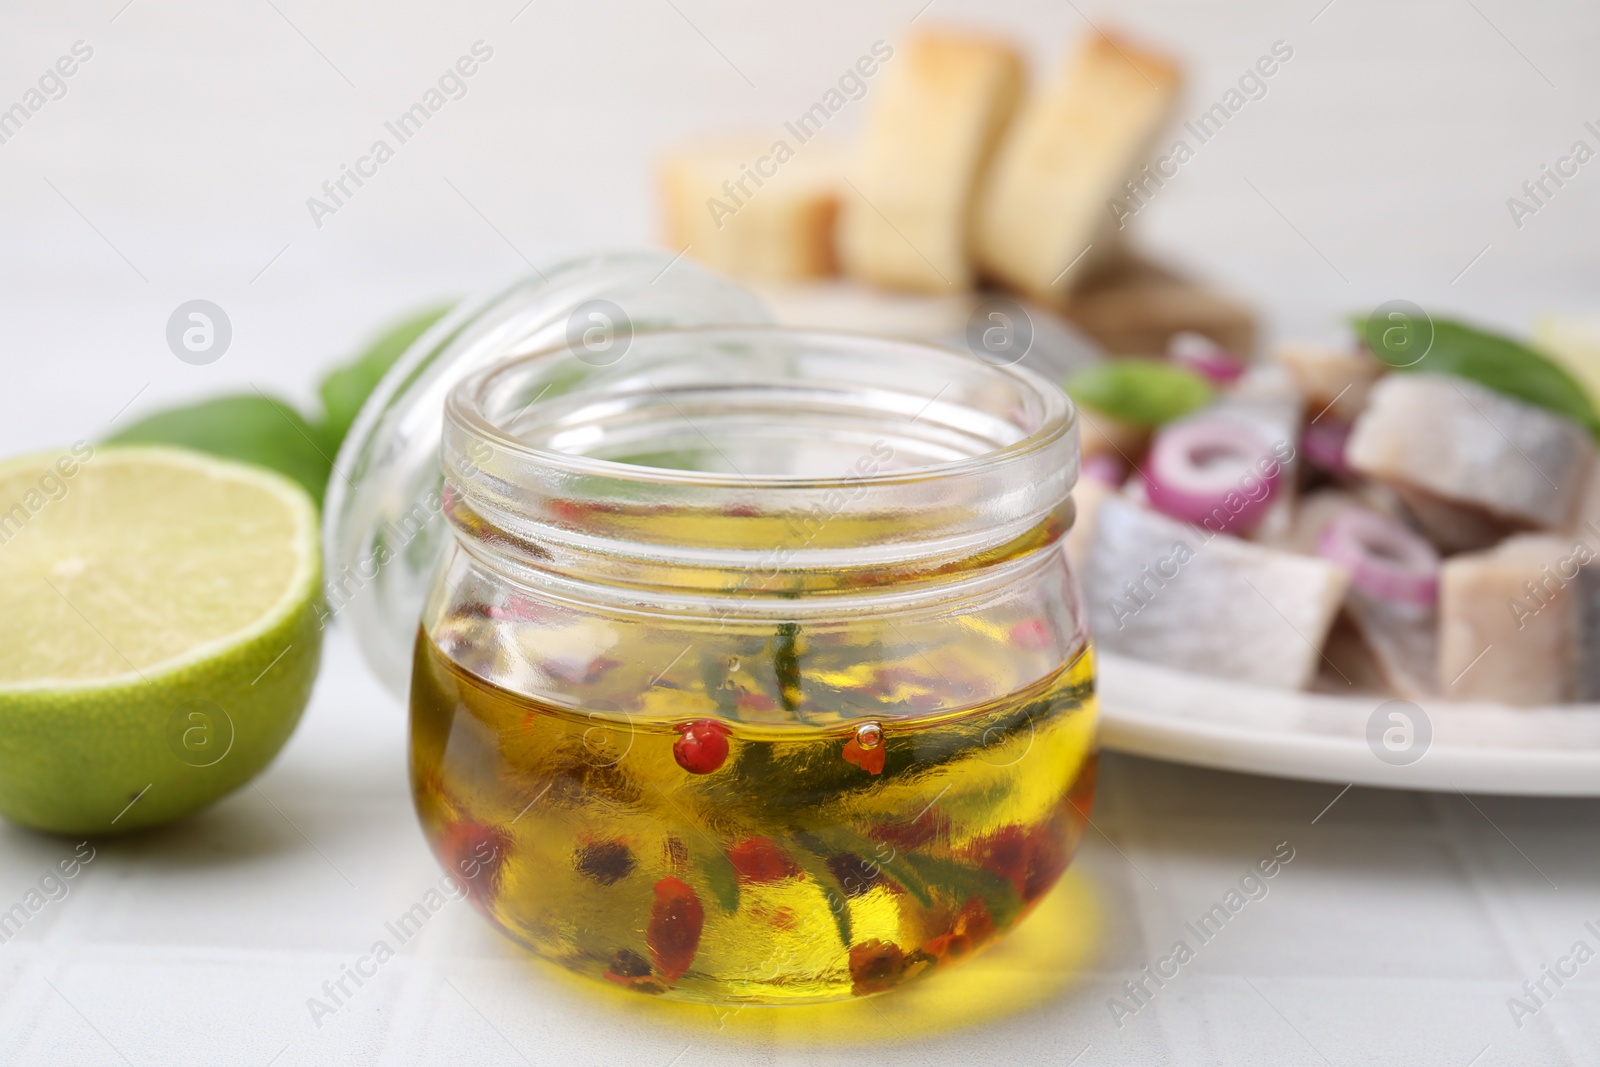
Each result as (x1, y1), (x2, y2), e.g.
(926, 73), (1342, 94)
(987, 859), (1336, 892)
(1366, 700), (1431, 766)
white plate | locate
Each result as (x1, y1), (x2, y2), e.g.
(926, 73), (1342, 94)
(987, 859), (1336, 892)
(1097, 651), (1600, 796)
(752, 284), (1600, 797)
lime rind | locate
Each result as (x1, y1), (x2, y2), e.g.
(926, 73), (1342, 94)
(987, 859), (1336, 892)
(0, 445), (326, 834)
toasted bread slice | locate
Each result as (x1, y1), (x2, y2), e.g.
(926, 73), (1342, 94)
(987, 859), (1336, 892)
(975, 31), (1180, 301)
(745, 279), (980, 339)
(838, 31), (1023, 293)
(658, 135), (843, 280)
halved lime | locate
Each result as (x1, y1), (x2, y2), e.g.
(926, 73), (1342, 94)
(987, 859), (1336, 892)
(0, 445), (323, 834)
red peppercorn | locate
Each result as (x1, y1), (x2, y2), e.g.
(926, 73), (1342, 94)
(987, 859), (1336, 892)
(848, 939), (908, 995)
(672, 720), (731, 774)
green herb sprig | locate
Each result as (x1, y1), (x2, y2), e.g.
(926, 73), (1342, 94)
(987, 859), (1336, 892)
(1352, 313), (1600, 438)
(1063, 359), (1215, 428)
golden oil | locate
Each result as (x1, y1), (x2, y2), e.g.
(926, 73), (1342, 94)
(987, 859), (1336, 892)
(411, 617), (1096, 1005)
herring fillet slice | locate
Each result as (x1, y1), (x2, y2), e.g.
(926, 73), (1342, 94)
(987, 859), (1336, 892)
(1270, 489), (1440, 698)
(1344, 593), (1439, 700)
(1389, 487), (1522, 554)
(1065, 475), (1115, 575)
(1211, 364), (1303, 545)
(1579, 564), (1600, 702)
(1084, 496), (1348, 690)
(1347, 374), (1594, 532)
(1315, 615), (1392, 695)
(1439, 535), (1575, 705)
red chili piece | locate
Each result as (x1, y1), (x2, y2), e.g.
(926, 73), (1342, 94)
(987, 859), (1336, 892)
(547, 498), (590, 525)
(485, 594), (547, 624)
(673, 720), (731, 775)
(440, 818), (511, 908)
(842, 735), (886, 775)
(727, 837), (800, 884)
(971, 824), (1030, 895)
(602, 948), (666, 994)
(736, 691), (778, 713)
(967, 818), (1073, 905)
(848, 939), (908, 995)
(646, 876), (705, 983)
(543, 654), (622, 685)
(923, 898), (996, 964)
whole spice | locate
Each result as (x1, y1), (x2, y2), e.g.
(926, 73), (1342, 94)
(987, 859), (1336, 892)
(647, 876), (705, 983)
(673, 720), (731, 775)
(727, 837), (800, 884)
(842, 722), (886, 775)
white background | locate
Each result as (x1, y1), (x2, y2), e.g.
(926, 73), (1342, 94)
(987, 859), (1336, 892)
(3, 0), (1599, 443)
(2, 1), (1599, 1064)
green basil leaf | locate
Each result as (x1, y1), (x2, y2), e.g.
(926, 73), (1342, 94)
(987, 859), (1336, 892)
(893, 850), (1022, 928)
(789, 833), (855, 948)
(1063, 360), (1214, 428)
(1352, 314), (1600, 438)
(106, 394), (332, 502)
(773, 620), (802, 713)
(317, 302), (453, 451)
(693, 849), (741, 915)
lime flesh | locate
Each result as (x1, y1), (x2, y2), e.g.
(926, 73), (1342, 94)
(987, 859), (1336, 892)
(0, 445), (323, 834)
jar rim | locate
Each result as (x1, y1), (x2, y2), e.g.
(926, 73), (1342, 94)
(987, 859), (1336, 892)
(437, 324), (1081, 596)
(446, 324), (1077, 492)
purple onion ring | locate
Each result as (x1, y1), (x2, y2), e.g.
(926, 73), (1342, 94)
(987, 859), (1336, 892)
(1302, 419), (1353, 475)
(1168, 331), (1247, 385)
(1316, 508), (1440, 606)
(1080, 453), (1127, 487)
(1142, 418), (1281, 533)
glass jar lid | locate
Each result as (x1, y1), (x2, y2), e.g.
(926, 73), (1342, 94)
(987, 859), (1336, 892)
(323, 250), (772, 699)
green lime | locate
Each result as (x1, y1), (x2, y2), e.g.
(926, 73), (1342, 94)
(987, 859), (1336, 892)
(0, 445), (324, 834)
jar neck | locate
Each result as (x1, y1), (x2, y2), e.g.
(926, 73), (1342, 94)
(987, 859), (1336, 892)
(440, 327), (1079, 609)
(442, 484), (1076, 602)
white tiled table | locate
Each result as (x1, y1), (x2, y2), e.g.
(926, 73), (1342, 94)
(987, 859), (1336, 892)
(3, 626), (1596, 1066)
(3, 0), (1599, 1063)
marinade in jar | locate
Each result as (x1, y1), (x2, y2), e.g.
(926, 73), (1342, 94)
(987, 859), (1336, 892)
(411, 604), (1096, 1005)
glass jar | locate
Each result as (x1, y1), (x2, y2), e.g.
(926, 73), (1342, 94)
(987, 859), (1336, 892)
(409, 324), (1095, 1004)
